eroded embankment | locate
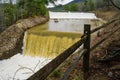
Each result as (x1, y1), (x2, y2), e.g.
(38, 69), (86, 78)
(0, 16), (48, 60)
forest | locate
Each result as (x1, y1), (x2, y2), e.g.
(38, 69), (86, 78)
(0, 0), (56, 32)
(0, 0), (120, 32)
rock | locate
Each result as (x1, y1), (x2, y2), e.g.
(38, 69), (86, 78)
(108, 71), (113, 77)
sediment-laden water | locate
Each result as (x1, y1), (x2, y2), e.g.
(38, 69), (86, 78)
(23, 16), (104, 58)
(23, 31), (81, 58)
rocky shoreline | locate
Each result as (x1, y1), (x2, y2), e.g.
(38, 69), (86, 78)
(0, 16), (48, 60)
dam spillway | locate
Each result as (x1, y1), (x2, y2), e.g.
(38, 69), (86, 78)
(23, 31), (81, 58)
(23, 12), (103, 58)
(0, 12), (105, 80)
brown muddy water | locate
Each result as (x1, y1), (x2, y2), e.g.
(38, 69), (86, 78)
(23, 18), (104, 58)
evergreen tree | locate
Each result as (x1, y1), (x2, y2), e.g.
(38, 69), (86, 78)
(0, 0), (57, 32)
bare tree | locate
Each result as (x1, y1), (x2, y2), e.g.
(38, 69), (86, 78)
(110, 0), (120, 10)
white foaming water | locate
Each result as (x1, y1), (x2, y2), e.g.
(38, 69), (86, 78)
(49, 12), (97, 19)
(0, 54), (51, 80)
(48, 12), (102, 34)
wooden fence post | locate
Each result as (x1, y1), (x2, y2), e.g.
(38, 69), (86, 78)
(83, 24), (91, 80)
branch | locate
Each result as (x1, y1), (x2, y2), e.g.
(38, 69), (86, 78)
(13, 67), (35, 80)
(110, 0), (120, 10)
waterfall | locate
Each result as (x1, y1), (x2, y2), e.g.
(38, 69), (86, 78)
(23, 31), (81, 58)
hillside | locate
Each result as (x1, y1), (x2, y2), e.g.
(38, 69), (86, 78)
(49, 0), (85, 12)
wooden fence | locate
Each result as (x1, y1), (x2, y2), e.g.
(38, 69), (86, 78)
(27, 18), (120, 80)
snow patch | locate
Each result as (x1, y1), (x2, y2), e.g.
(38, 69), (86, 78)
(47, 0), (73, 8)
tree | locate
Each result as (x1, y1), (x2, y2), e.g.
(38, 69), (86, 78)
(17, 0), (57, 17)
(0, 0), (58, 32)
(0, 0), (4, 31)
(64, 3), (78, 12)
(89, 0), (94, 10)
(83, 0), (94, 11)
(109, 0), (120, 10)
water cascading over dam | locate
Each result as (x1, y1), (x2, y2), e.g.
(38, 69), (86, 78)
(23, 12), (102, 58)
(23, 31), (81, 58)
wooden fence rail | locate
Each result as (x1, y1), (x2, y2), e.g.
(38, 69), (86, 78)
(28, 18), (120, 80)
(28, 35), (87, 80)
(91, 25), (120, 51)
(60, 49), (87, 80)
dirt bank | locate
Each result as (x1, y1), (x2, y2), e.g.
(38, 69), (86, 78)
(94, 7), (119, 21)
(0, 16), (48, 60)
